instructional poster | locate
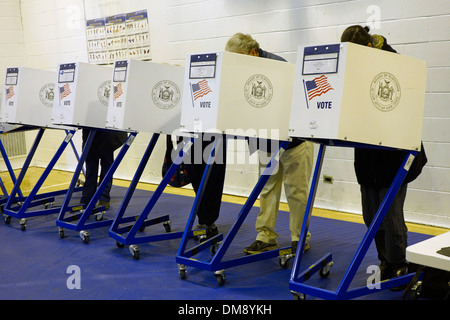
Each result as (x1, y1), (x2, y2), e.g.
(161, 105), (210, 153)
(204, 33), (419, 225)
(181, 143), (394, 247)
(86, 9), (151, 64)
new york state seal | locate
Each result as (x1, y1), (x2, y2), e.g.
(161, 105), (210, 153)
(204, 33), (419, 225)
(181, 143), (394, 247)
(244, 74), (273, 108)
(370, 72), (401, 112)
(152, 80), (180, 110)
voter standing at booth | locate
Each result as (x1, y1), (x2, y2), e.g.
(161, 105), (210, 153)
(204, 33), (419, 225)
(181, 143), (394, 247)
(341, 25), (428, 285)
(225, 33), (314, 255)
(184, 133), (226, 241)
(80, 129), (127, 210)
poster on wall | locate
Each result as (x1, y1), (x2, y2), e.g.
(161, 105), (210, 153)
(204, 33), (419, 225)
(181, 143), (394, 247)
(86, 9), (151, 65)
(86, 18), (107, 64)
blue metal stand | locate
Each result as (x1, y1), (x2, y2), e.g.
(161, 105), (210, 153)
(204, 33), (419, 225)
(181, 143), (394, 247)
(2, 128), (81, 230)
(289, 143), (419, 300)
(109, 134), (196, 259)
(56, 129), (136, 244)
(0, 136), (25, 206)
(176, 136), (291, 285)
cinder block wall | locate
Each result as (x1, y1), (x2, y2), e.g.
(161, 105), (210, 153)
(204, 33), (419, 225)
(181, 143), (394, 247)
(3, 0), (448, 228)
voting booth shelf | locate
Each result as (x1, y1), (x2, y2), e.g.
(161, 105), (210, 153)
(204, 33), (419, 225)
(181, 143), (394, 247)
(288, 43), (427, 300)
(180, 51), (295, 141)
(1, 66), (84, 230)
(289, 42), (426, 151)
(106, 59), (184, 135)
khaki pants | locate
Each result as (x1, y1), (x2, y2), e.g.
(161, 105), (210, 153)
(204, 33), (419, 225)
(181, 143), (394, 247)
(255, 141), (313, 244)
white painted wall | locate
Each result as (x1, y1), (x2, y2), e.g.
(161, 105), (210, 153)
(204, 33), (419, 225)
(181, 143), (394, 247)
(2, 0), (448, 228)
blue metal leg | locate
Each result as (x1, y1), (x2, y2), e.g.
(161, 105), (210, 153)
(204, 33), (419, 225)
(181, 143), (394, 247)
(176, 137), (220, 259)
(176, 139), (291, 283)
(290, 144), (326, 283)
(56, 131), (136, 237)
(335, 150), (418, 297)
(109, 133), (160, 242)
(57, 129), (97, 225)
(289, 149), (418, 300)
(66, 130), (86, 178)
(109, 135), (196, 255)
(4, 128), (44, 212)
(0, 138), (24, 205)
(3, 129), (78, 223)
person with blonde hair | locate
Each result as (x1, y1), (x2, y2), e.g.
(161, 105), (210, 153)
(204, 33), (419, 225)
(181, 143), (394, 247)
(225, 33), (314, 255)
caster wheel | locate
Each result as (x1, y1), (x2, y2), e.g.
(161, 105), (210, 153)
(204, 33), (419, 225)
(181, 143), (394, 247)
(319, 262), (333, 279)
(80, 231), (90, 244)
(409, 281), (422, 300)
(4, 215), (11, 224)
(197, 234), (207, 243)
(43, 202), (53, 209)
(178, 264), (187, 279)
(116, 241), (124, 248)
(279, 257), (289, 269)
(292, 291), (306, 300)
(95, 212), (104, 221)
(211, 242), (220, 255)
(214, 270), (226, 285)
(163, 221), (171, 233)
(59, 227), (65, 239)
(20, 219), (27, 231)
(129, 245), (140, 259)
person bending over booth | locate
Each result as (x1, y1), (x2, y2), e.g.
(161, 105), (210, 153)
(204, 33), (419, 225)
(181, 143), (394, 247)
(225, 33), (314, 255)
(341, 25), (427, 287)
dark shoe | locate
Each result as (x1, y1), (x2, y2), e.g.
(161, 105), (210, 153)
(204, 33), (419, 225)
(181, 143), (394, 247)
(291, 232), (311, 255)
(244, 240), (278, 255)
(195, 223), (219, 242)
(379, 260), (391, 280)
(390, 263), (409, 291)
(98, 200), (110, 210)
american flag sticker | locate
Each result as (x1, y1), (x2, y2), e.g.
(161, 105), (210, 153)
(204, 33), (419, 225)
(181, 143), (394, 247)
(6, 86), (14, 100)
(59, 83), (71, 100)
(114, 82), (123, 100)
(191, 79), (212, 101)
(304, 75), (333, 101)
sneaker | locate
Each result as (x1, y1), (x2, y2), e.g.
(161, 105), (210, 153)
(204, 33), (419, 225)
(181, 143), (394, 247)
(244, 240), (278, 255)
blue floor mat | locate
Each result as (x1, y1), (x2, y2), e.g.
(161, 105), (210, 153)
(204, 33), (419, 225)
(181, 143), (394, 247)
(0, 185), (431, 300)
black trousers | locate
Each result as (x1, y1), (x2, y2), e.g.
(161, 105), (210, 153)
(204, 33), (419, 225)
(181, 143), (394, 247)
(80, 130), (114, 205)
(185, 134), (226, 226)
(360, 184), (408, 265)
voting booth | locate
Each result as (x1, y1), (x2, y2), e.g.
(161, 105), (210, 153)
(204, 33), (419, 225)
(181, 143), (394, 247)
(52, 62), (112, 129)
(289, 42), (426, 151)
(1, 67), (61, 128)
(288, 43), (428, 300)
(180, 51), (295, 140)
(53, 61), (133, 243)
(176, 51), (298, 284)
(106, 59), (184, 134)
(0, 67), (83, 230)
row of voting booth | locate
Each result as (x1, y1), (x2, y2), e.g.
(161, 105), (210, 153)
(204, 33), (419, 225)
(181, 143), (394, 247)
(0, 42), (426, 299)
